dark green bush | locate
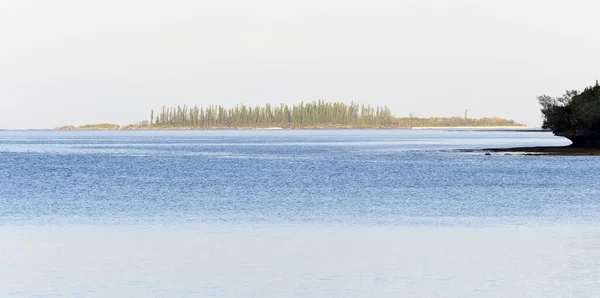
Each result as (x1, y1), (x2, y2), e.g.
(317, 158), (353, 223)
(539, 82), (600, 136)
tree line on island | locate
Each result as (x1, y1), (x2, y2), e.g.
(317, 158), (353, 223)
(149, 101), (394, 128)
(146, 101), (522, 129)
(55, 100), (524, 130)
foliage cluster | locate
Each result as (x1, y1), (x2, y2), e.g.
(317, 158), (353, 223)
(79, 123), (121, 130)
(395, 117), (522, 128)
(150, 101), (394, 128)
(538, 82), (600, 135)
(55, 123), (121, 130)
(149, 101), (523, 129)
(54, 101), (524, 130)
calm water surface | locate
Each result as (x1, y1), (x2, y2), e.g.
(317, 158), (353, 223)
(1, 129), (598, 297)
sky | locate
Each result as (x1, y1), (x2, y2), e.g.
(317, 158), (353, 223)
(1, 0), (599, 129)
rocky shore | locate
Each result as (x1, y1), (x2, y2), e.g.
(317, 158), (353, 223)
(484, 146), (600, 155)
(458, 140), (600, 156)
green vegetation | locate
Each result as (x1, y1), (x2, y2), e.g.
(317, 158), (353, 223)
(149, 101), (393, 128)
(538, 81), (600, 146)
(147, 101), (522, 129)
(394, 116), (522, 128)
(55, 123), (121, 130)
(54, 100), (524, 130)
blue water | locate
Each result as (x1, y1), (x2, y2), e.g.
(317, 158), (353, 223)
(3, 130), (600, 297)
(1, 129), (592, 226)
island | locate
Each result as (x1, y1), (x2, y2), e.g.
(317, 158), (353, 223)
(55, 123), (121, 130)
(55, 101), (524, 130)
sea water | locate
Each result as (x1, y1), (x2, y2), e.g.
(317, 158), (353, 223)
(1, 129), (598, 297)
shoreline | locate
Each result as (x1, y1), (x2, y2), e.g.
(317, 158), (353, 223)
(411, 126), (530, 130)
(458, 145), (600, 156)
(52, 125), (530, 131)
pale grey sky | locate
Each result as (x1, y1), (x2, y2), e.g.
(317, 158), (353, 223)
(1, 0), (599, 129)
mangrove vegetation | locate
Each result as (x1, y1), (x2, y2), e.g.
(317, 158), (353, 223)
(538, 81), (600, 146)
